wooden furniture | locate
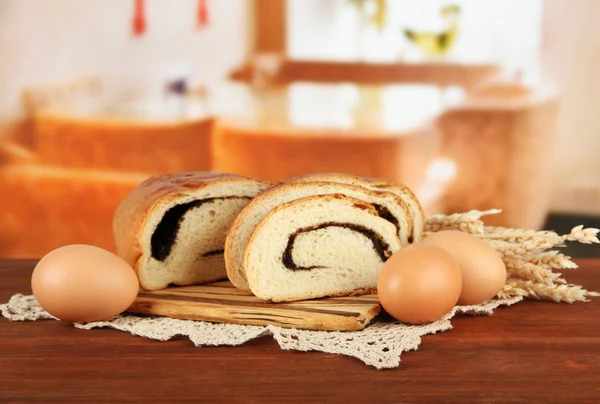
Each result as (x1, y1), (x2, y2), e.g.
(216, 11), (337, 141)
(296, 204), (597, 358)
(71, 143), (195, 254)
(1, 258), (599, 403)
(20, 76), (213, 175)
(34, 105), (213, 175)
(212, 83), (441, 213)
(0, 160), (147, 258)
(231, 57), (500, 89)
(436, 84), (559, 229)
(253, 0), (286, 53)
(213, 123), (436, 190)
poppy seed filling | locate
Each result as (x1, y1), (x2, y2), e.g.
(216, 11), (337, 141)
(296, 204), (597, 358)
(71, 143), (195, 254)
(150, 196), (250, 261)
(282, 222), (393, 270)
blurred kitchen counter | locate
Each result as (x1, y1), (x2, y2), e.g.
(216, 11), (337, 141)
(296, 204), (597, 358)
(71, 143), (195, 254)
(32, 94), (213, 175)
(0, 91), (212, 258)
(211, 82), (454, 213)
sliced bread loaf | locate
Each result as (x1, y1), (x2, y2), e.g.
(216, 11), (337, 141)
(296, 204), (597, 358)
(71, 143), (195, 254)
(225, 181), (412, 291)
(287, 173), (425, 242)
(245, 194), (402, 302)
(113, 172), (272, 290)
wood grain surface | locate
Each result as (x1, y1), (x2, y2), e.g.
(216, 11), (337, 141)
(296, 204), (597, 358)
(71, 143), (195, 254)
(129, 281), (381, 331)
(1, 258), (599, 404)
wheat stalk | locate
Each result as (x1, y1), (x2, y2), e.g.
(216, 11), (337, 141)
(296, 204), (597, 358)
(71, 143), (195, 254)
(484, 226), (557, 235)
(425, 219), (485, 235)
(485, 238), (558, 258)
(504, 260), (566, 285)
(562, 225), (600, 244)
(496, 283), (528, 299)
(502, 278), (599, 304)
(480, 225), (599, 244)
(424, 209), (501, 234)
(521, 251), (578, 269)
(479, 228), (561, 243)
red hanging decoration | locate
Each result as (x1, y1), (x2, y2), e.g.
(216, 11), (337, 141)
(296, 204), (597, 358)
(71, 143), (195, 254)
(133, 0), (147, 36)
(197, 0), (209, 29)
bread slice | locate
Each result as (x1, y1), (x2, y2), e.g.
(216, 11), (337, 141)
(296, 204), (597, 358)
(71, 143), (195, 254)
(245, 194), (402, 302)
(287, 173), (425, 242)
(113, 172), (272, 290)
(225, 181), (412, 291)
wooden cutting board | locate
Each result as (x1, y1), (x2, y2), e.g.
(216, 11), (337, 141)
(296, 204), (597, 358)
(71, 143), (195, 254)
(126, 280), (381, 331)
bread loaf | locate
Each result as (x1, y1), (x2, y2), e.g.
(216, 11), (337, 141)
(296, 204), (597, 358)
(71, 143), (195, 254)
(113, 172), (272, 290)
(245, 194), (402, 302)
(287, 173), (425, 242)
(225, 181), (412, 291)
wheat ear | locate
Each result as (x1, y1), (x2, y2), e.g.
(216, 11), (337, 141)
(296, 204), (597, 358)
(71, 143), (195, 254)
(562, 225), (600, 244)
(502, 279), (599, 304)
(485, 239), (559, 258)
(504, 260), (566, 285)
(521, 251), (578, 269)
(425, 209), (501, 234)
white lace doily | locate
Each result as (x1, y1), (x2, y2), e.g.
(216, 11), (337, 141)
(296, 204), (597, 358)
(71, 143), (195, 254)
(1, 294), (522, 369)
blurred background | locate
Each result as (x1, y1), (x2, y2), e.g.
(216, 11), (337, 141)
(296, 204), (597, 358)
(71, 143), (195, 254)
(0, 0), (598, 258)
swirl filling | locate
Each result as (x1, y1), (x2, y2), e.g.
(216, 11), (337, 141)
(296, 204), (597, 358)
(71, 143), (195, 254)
(372, 204), (399, 229)
(151, 196), (250, 261)
(282, 222), (393, 270)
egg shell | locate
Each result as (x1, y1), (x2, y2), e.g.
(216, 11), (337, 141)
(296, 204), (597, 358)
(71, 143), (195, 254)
(422, 230), (507, 306)
(377, 243), (462, 325)
(31, 244), (139, 323)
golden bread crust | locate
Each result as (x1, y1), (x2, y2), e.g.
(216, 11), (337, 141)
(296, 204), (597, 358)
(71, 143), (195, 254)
(286, 172), (425, 241)
(112, 171), (262, 280)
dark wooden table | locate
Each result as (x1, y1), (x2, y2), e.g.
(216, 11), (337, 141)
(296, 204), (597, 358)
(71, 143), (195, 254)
(1, 259), (599, 404)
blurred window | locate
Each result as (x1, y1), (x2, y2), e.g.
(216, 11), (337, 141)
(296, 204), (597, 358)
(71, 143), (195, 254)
(287, 0), (542, 80)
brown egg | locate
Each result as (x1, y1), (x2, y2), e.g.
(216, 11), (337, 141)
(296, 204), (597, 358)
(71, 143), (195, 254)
(422, 230), (507, 306)
(377, 244), (462, 324)
(31, 244), (139, 323)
